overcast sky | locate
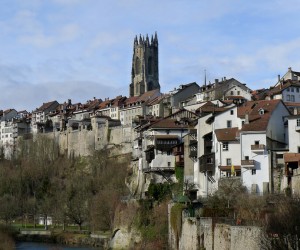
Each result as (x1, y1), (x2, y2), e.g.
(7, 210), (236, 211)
(1, 0), (300, 111)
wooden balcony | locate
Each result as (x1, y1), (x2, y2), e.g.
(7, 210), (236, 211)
(199, 153), (215, 172)
(189, 150), (197, 158)
(241, 160), (255, 168)
(251, 144), (265, 152)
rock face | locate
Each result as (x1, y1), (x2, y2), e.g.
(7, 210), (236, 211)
(110, 201), (141, 249)
(109, 227), (141, 249)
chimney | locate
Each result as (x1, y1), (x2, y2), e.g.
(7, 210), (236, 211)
(294, 108), (298, 115)
(215, 79), (219, 84)
(245, 113), (249, 124)
(278, 75), (280, 82)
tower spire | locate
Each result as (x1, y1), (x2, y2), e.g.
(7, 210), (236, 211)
(129, 33), (160, 97)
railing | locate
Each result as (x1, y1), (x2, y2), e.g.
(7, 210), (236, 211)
(189, 150), (197, 158)
(251, 144), (265, 151)
(241, 160), (255, 166)
(143, 167), (175, 173)
(199, 153), (215, 172)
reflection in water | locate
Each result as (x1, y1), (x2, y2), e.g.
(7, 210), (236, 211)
(15, 241), (100, 250)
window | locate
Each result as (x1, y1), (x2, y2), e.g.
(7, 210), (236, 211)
(291, 95), (295, 102)
(298, 147), (300, 153)
(245, 156), (249, 160)
(252, 169), (256, 175)
(237, 91), (240, 95)
(297, 119), (300, 127)
(223, 142), (229, 151)
(167, 162), (171, 167)
(255, 140), (259, 145)
(287, 87), (290, 92)
(291, 87), (294, 92)
(231, 91), (234, 95)
(227, 120), (232, 128)
(297, 88), (299, 93)
(226, 158), (232, 166)
(287, 95), (290, 101)
(230, 110), (234, 115)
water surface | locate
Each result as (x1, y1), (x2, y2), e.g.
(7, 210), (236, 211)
(15, 242), (100, 250)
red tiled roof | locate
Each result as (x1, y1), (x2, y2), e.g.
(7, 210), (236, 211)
(36, 101), (58, 112)
(239, 100), (284, 132)
(4, 109), (15, 114)
(215, 127), (239, 141)
(269, 80), (300, 96)
(149, 118), (190, 129)
(124, 90), (160, 106)
(196, 101), (228, 114)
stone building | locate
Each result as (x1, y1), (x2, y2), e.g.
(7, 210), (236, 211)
(129, 33), (160, 97)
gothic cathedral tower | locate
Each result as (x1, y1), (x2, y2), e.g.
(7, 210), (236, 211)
(129, 33), (160, 97)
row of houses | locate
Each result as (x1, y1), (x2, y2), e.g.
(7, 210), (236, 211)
(2, 67), (300, 198)
(131, 67), (300, 198)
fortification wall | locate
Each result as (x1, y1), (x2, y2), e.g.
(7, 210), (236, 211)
(179, 217), (199, 250)
(168, 210), (263, 250)
(51, 124), (134, 157)
(230, 226), (262, 250)
(214, 224), (231, 250)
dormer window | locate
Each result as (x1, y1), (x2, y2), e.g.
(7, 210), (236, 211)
(259, 109), (264, 115)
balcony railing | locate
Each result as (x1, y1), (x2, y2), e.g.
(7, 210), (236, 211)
(251, 144), (265, 152)
(241, 160), (255, 167)
(199, 153), (215, 172)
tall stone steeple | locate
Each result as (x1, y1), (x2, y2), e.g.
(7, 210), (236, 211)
(129, 32), (160, 97)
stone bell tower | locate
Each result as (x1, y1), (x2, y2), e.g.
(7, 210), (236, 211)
(129, 33), (160, 97)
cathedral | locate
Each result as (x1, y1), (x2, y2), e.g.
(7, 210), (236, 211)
(129, 33), (160, 97)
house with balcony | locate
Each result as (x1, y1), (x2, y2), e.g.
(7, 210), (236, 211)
(257, 67), (300, 114)
(0, 113), (31, 159)
(162, 82), (200, 116)
(119, 89), (161, 126)
(146, 95), (164, 118)
(135, 110), (198, 196)
(283, 114), (300, 194)
(239, 100), (290, 194)
(31, 101), (59, 133)
(211, 106), (242, 192)
(96, 95), (126, 120)
(180, 101), (235, 197)
(197, 78), (252, 103)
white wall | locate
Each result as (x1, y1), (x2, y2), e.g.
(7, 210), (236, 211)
(240, 133), (269, 193)
(213, 107), (239, 130)
(266, 102), (289, 143)
(288, 117), (300, 152)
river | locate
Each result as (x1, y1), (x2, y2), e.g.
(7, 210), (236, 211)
(15, 242), (101, 250)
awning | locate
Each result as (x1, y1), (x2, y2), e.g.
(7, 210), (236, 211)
(218, 165), (241, 171)
(154, 135), (178, 139)
(284, 153), (300, 163)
